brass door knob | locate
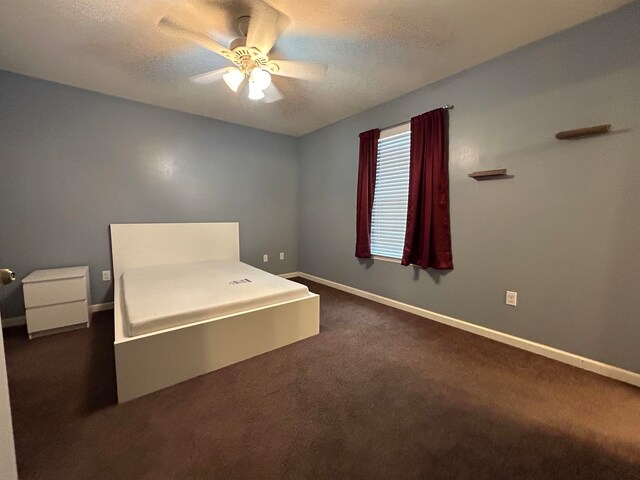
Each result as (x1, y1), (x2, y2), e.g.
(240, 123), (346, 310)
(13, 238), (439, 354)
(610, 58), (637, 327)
(0, 268), (16, 286)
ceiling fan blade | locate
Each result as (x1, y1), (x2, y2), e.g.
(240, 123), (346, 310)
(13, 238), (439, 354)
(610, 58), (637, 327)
(262, 83), (284, 103)
(158, 16), (231, 60)
(246, 2), (290, 54)
(190, 67), (233, 84)
(267, 60), (327, 81)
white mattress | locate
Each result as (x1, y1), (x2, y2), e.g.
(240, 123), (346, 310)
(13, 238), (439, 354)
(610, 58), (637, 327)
(122, 260), (310, 337)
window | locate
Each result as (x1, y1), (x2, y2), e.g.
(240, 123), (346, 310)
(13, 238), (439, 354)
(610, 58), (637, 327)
(370, 123), (411, 259)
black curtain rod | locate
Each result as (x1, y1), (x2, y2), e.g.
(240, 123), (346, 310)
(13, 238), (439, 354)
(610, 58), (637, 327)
(358, 105), (454, 137)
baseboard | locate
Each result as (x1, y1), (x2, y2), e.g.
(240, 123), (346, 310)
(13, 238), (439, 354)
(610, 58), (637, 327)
(279, 272), (302, 279)
(2, 302), (115, 328)
(297, 272), (640, 388)
(90, 302), (114, 313)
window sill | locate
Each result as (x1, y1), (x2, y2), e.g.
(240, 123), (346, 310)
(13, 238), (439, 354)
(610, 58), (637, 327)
(371, 255), (402, 264)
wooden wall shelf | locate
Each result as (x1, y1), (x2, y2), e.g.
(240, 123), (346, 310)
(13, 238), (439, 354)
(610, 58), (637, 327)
(468, 169), (508, 179)
(556, 124), (611, 140)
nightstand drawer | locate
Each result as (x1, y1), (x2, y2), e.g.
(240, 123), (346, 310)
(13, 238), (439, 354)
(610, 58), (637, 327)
(26, 300), (89, 334)
(24, 276), (87, 308)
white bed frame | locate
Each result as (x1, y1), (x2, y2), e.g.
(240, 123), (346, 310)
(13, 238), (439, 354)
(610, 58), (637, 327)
(110, 223), (319, 403)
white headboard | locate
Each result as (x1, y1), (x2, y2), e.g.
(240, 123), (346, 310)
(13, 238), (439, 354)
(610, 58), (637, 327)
(110, 223), (239, 282)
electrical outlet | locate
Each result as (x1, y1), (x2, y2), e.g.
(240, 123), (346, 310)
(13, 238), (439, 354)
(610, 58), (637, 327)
(279, 252), (285, 260)
(263, 254), (269, 263)
(102, 270), (111, 282)
(505, 291), (517, 306)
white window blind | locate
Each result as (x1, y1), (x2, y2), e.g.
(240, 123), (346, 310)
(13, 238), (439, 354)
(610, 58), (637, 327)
(370, 124), (411, 259)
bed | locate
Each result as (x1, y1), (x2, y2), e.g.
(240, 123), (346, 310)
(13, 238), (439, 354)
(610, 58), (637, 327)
(110, 223), (319, 403)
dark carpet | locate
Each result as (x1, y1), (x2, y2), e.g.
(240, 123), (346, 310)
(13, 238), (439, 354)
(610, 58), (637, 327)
(4, 279), (640, 479)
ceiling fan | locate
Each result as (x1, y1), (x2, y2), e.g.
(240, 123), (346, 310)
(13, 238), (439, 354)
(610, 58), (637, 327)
(158, 2), (327, 103)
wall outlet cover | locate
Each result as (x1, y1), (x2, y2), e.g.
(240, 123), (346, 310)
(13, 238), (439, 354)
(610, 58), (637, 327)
(279, 252), (285, 260)
(506, 291), (517, 306)
(263, 254), (269, 263)
(102, 270), (111, 282)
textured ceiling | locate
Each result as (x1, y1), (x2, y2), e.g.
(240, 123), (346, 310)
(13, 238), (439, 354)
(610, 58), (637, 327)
(0, 0), (632, 136)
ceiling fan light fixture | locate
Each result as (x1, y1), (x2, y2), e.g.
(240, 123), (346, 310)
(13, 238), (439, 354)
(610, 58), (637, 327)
(248, 82), (265, 100)
(223, 68), (244, 92)
(251, 68), (272, 90)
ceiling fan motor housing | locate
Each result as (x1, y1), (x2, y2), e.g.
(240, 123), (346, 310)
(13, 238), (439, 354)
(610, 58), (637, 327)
(226, 16), (280, 77)
(230, 47), (269, 75)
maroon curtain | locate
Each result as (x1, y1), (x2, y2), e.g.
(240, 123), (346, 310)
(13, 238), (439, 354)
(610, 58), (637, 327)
(401, 109), (453, 269)
(355, 128), (380, 258)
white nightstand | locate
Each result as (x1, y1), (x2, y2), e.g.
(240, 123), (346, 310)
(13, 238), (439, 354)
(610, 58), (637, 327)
(22, 266), (91, 339)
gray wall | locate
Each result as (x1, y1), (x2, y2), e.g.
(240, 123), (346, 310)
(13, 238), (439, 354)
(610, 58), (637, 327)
(0, 72), (300, 318)
(297, 3), (640, 372)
